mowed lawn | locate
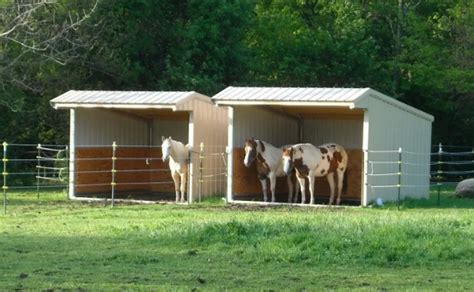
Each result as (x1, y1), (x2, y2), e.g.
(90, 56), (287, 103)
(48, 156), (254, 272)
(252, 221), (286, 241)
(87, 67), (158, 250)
(1, 191), (473, 290)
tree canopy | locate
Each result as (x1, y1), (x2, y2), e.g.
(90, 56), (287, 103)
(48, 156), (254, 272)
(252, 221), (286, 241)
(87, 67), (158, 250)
(0, 0), (472, 146)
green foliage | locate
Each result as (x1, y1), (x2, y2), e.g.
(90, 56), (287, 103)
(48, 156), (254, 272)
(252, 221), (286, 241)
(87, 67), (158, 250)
(0, 0), (472, 145)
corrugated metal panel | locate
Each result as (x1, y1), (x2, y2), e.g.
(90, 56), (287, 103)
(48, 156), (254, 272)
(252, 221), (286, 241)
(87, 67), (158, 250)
(51, 90), (197, 106)
(152, 120), (189, 145)
(189, 99), (229, 197)
(213, 87), (370, 102)
(233, 106), (299, 148)
(75, 109), (148, 146)
(304, 119), (363, 149)
(365, 97), (432, 203)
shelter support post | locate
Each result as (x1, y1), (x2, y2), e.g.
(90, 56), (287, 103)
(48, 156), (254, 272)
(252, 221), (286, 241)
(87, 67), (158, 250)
(361, 110), (369, 206)
(226, 106), (234, 203)
(68, 109), (76, 199)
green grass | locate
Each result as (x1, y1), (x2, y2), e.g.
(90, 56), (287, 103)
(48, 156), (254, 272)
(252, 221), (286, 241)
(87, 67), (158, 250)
(1, 191), (473, 290)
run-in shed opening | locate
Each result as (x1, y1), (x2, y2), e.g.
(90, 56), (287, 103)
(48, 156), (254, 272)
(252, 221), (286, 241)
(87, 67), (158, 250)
(74, 108), (190, 200)
(231, 105), (364, 204)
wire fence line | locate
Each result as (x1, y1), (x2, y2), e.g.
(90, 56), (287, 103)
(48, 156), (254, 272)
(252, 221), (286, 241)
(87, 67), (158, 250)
(365, 143), (474, 208)
(1, 141), (228, 213)
(2, 141), (473, 213)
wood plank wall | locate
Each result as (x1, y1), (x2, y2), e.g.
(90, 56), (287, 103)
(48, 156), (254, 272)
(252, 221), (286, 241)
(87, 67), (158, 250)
(75, 147), (175, 195)
(232, 148), (362, 202)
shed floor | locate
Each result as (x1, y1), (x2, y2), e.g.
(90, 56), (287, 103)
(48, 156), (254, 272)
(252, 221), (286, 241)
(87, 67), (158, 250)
(234, 193), (361, 206)
(75, 191), (177, 201)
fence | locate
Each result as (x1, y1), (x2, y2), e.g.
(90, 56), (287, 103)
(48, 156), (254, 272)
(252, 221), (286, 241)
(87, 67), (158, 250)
(2, 142), (473, 213)
(1, 142), (228, 213)
(366, 143), (474, 208)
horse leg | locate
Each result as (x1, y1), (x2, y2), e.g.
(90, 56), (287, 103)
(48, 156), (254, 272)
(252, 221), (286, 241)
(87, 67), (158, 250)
(287, 175), (293, 203)
(327, 172), (336, 205)
(294, 175), (300, 203)
(172, 171), (180, 203)
(270, 173), (277, 203)
(297, 177), (306, 204)
(260, 178), (268, 202)
(336, 169), (344, 205)
(179, 172), (187, 203)
(308, 175), (316, 205)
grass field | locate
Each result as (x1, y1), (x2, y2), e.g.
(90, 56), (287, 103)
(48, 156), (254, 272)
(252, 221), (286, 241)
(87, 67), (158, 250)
(1, 190), (473, 290)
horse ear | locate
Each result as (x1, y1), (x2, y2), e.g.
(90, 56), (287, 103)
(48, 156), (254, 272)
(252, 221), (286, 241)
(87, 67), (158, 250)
(161, 136), (165, 142)
(169, 136), (172, 140)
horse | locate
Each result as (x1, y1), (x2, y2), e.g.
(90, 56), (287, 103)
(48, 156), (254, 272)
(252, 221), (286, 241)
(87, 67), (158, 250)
(282, 143), (348, 205)
(161, 136), (190, 203)
(244, 139), (299, 203)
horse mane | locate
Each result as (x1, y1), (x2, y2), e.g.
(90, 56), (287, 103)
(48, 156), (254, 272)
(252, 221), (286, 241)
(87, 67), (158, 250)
(164, 138), (189, 163)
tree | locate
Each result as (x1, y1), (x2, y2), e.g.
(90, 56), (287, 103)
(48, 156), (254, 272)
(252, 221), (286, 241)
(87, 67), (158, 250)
(0, 0), (99, 111)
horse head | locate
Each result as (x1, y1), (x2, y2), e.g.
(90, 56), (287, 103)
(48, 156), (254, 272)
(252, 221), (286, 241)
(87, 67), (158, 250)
(282, 147), (294, 176)
(161, 136), (173, 162)
(243, 138), (258, 167)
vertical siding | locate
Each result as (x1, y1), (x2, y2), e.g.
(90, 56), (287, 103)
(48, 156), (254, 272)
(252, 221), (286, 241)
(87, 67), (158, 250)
(75, 108), (148, 146)
(233, 106), (299, 147)
(152, 120), (189, 145)
(181, 99), (228, 198)
(303, 119), (363, 148)
(365, 97), (432, 203)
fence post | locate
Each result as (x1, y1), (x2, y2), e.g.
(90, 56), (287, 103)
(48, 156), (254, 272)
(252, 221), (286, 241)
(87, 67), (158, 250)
(3, 142), (8, 214)
(437, 143), (443, 206)
(199, 142), (204, 203)
(36, 144), (41, 199)
(111, 141), (117, 207)
(397, 147), (402, 210)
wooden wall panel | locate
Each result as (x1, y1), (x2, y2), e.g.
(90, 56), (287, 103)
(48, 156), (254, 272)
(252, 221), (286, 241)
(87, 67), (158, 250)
(232, 148), (362, 202)
(75, 147), (175, 195)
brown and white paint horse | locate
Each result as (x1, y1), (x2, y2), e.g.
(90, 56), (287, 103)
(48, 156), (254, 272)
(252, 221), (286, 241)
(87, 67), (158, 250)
(282, 143), (348, 205)
(244, 139), (299, 203)
(161, 136), (190, 203)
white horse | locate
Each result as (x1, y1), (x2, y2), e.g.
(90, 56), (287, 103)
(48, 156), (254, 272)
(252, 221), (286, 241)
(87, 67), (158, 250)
(244, 139), (299, 203)
(282, 143), (348, 205)
(161, 136), (190, 203)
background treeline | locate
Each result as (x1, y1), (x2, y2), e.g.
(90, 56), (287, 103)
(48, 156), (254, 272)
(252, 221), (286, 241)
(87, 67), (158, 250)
(0, 0), (472, 146)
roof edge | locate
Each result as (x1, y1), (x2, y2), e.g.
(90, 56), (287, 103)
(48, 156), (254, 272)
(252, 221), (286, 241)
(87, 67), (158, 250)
(214, 100), (355, 107)
(355, 89), (434, 122)
(51, 103), (177, 110)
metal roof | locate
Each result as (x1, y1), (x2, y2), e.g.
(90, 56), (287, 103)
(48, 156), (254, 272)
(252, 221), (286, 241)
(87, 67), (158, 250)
(50, 90), (206, 109)
(212, 86), (434, 122)
(212, 87), (371, 102)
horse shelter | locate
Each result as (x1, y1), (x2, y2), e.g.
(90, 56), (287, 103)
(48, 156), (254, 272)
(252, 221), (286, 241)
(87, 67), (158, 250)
(50, 90), (228, 202)
(213, 87), (434, 206)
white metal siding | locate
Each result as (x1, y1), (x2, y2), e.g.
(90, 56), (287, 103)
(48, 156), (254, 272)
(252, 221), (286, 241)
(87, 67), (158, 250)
(152, 120), (189, 145)
(75, 109), (148, 146)
(183, 99), (228, 198)
(233, 106), (299, 147)
(303, 119), (363, 149)
(365, 97), (432, 203)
